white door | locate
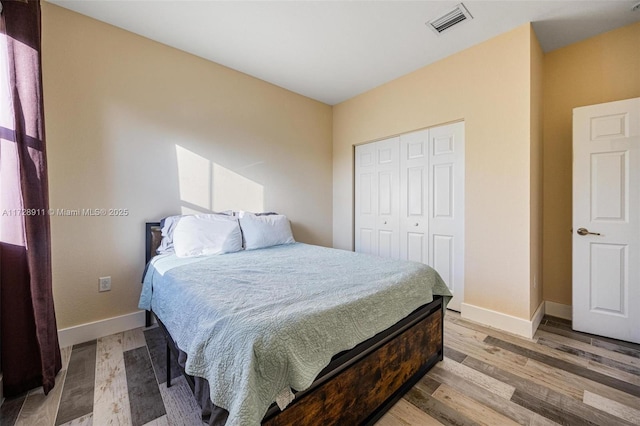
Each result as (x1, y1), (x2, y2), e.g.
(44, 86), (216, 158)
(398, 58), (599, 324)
(375, 138), (400, 259)
(354, 137), (400, 258)
(573, 97), (640, 344)
(429, 122), (465, 312)
(400, 130), (429, 263)
(355, 142), (377, 255)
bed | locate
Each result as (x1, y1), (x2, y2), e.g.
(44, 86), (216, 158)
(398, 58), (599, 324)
(141, 219), (450, 425)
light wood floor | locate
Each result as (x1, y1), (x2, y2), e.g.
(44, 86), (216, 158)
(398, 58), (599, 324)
(2, 312), (639, 425)
(379, 312), (640, 426)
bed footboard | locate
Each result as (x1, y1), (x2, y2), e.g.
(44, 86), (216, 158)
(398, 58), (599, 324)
(263, 297), (443, 425)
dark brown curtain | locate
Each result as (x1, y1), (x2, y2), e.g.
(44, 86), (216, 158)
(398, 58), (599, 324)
(0, 0), (62, 396)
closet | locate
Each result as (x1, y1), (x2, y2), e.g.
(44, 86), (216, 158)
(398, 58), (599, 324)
(354, 121), (464, 311)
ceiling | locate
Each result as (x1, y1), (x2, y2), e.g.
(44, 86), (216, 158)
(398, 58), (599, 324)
(48, 0), (640, 105)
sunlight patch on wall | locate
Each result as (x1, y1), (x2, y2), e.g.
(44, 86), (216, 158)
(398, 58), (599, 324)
(175, 145), (211, 211)
(212, 164), (263, 213)
(175, 144), (263, 214)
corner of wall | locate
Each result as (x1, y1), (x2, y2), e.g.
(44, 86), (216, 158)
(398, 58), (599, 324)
(544, 301), (572, 321)
(529, 23), (545, 317)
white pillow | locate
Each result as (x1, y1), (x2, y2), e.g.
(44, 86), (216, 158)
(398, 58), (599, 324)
(172, 214), (243, 258)
(239, 213), (295, 250)
(157, 211), (232, 254)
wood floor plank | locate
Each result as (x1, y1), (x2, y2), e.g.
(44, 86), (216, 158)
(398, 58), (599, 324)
(432, 384), (519, 426)
(123, 328), (147, 352)
(61, 345), (73, 370)
(124, 347), (167, 426)
(462, 356), (635, 426)
(381, 399), (444, 425)
(0, 393), (28, 426)
(144, 327), (181, 385)
(404, 386), (480, 426)
(485, 336), (640, 398)
(14, 369), (68, 426)
(374, 412), (399, 426)
(547, 318), (640, 352)
(544, 321), (640, 355)
(535, 330), (640, 369)
(450, 321), (592, 369)
(141, 414), (170, 426)
(592, 335), (640, 352)
(586, 360), (640, 387)
(537, 324), (592, 344)
(583, 390), (640, 425)
(592, 339), (640, 359)
(426, 363), (557, 426)
(444, 328), (529, 368)
(443, 322), (487, 342)
(10, 346), (72, 426)
(444, 346), (467, 363)
(55, 340), (97, 425)
(415, 374), (441, 395)
(536, 337), (640, 377)
(542, 316), (572, 327)
(435, 357), (515, 400)
(510, 389), (601, 426)
(157, 375), (204, 426)
(541, 320), (576, 333)
(59, 413), (93, 426)
(93, 333), (132, 425)
(445, 334), (584, 399)
(525, 359), (640, 419)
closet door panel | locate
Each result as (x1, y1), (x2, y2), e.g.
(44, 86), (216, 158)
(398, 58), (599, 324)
(376, 138), (400, 259)
(355, 143), (377, 255)
(429, 122), (465, 311)
(433, 164), (453, 218)
(406, 232), (426, 263)
(400, 130), (429, 263)
(433, 235), (454, 288)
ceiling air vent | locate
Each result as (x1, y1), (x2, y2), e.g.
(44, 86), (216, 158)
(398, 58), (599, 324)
(427, 3), (473, 35)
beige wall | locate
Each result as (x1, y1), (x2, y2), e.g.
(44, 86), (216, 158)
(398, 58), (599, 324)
(530, 27), (544, 315)
(42, 3), (333, 329)
(542, 22), (640, 306)
(334, 24), (541, 319)
(42, 1), (637, 330)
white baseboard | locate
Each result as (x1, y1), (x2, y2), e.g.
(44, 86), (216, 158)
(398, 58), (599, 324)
(531, 301), (545, 336)
(544, 301), (572, 321)
(461, 301), (545, 339)
(58, 311), (147, 348)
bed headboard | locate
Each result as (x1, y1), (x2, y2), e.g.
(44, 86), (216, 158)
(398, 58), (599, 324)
(145, 222), (162, 264)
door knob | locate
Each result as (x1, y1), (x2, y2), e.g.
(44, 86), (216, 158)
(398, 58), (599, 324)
(577, 227), (601, 236)
(414, 223), (419, 226)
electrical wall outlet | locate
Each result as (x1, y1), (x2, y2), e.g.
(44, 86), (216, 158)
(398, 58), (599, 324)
(99, 276), (111, 292)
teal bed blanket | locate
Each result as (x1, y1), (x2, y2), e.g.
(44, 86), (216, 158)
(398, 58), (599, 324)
(139, 243), (451, 425)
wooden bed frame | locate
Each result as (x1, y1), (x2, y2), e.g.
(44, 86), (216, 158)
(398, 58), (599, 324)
(144, 222), (444, 425)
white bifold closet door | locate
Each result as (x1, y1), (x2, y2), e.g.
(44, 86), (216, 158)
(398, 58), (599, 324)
(355, 121), (464, 311)
(354, 137), (400, 258)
